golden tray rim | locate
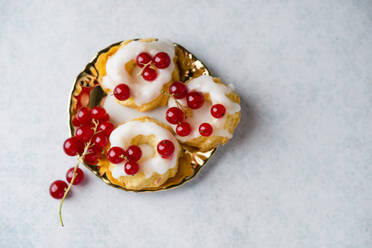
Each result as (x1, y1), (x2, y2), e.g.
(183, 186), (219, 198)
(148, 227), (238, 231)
(68, 39), (217, 192)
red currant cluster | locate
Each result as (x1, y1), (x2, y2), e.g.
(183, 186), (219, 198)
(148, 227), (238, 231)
(107, 139), (175, 175)
(111, 51), (171, 102)
(165, 82), (227, 137)
(107, 146), (142, 175)
(67, 106), (114, 164)
(50, 106), (113, 226)
(136, 52), (171, 81)
(50, 106), (113, 199)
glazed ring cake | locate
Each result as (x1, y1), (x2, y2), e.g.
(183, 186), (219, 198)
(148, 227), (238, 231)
(167, 75), (241, 151)
(105, 117), (182, 190)
(99, 39), (179, 112)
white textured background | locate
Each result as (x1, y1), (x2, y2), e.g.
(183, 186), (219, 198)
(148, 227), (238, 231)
(1, 0), (371, 247)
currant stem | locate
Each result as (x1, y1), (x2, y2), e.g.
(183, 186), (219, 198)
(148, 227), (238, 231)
(58, 119), (100, 227)
(58, 161), (79, 227)
(174, 100), (187, 115)
(137, 61), (153, 76)
(162, 90), (188, 117)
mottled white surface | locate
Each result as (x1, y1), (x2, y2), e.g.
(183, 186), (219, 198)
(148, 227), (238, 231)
(0, 0), (371, 247)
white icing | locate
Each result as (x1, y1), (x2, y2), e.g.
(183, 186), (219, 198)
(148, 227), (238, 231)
(168, 75), (241, 142)
(103, 94), (167, 125)
(109, 120), (180, 179)
(101, 40), (175, 106)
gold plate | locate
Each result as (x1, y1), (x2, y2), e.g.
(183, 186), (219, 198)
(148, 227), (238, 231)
(68, 39), (216, 192)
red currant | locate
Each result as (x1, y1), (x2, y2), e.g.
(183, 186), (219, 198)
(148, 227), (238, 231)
(72, 117), (80, 127)
(92, 133), (108, 149)
(114, 84), (130, 101)
(176, 122), (192, 136)
(74, 126), (94, 142)
(211, 104), (226, 118)
(153, 52), (170, 69)
(102, 114), (110, 122)
(76, 107), (92, 125)
(157, 140), (175, 158)
(84, 153), (98, 165)
(166, 107), (184, 124)
(136, 52), (152, 68)
(98, 121), (114, 136)
(124, 161), (139, 175)
(84, 147), (100, 165)
(63, 137), (84, 156)
(199, 123), (213, 136)
(126, 145), (142, 161)
(107, 147), (126, 164)
(169, 81), (188, 99)
(186, 92), (204, 109)
(142, 67), (157, 81)
(91, 106), (107, 120)
(66, 167), (85, 185)
(49, 180), (68, 199)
